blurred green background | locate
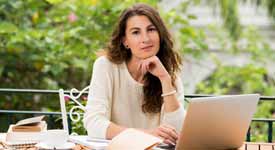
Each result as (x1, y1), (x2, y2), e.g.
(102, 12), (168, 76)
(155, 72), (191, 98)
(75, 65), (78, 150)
(0, 0), (275, 141)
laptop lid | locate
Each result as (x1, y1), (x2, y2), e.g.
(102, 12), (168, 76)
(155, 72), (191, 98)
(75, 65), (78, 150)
(176, 94), (260, 150)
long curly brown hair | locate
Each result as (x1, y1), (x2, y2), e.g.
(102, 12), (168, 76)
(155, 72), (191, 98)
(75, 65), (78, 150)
(106, 3), (182, 114)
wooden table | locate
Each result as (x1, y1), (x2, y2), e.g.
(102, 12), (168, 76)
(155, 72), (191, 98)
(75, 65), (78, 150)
(159, 143), (275, 150)
(238, 143), (275, 150)
(1, 133), (274, 150)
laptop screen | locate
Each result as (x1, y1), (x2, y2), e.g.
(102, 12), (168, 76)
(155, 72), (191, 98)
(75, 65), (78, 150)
(175, 94), (260, 150)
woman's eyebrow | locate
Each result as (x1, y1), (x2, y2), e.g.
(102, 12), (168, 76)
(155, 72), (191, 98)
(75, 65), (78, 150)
(128, 24), (155, 31)
(129, 27), (140, 31)
(147, 24), (155, 28)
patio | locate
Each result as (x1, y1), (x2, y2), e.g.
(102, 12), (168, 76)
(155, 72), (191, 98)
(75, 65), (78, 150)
(0, 88), (275, 144)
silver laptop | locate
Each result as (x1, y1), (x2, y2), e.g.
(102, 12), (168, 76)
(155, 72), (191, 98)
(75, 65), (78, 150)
(176, 94), (260, 150)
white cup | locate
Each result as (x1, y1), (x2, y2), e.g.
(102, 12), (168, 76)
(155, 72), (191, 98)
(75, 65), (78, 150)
(42, 129), (68, 148)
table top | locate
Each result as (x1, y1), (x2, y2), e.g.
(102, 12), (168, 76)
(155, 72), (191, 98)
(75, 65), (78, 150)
(158, 143), (275, 150)
(1, 133), (274, 150)
(238, 143), (275, 150)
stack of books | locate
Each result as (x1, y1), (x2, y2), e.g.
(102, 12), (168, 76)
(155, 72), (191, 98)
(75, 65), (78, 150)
(5, 115), (47, 145)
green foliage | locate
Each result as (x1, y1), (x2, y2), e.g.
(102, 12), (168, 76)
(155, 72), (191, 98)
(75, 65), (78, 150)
(267, 0), (275, 21)
(0, 0), (275, 140)
(160, 1), (208, 58)
(195, 0), (275, 141)
(66, 98), (87, 135)
(208, 23), (275, 60)
(0, 0), (206, 110)
(196, 0), (275, 40)
(220, 0), (241, 40)
(0, 0), (156, 131)
(248, 0), (275, 23)
(195, 23), (275, 141)
(196, 65), (274, 95)
(0, 0), (184, 133)
(196, 65), (275, 142)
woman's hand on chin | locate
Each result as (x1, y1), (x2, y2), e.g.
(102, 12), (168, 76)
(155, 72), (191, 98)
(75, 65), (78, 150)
(138, 56), (170, 80)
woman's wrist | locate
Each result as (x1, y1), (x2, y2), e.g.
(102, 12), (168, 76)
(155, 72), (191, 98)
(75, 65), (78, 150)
(160, 75), (177, 98)
(160, 75), (172, 90)
(161, 90), (177, 97)
(159, 73), (171, 83)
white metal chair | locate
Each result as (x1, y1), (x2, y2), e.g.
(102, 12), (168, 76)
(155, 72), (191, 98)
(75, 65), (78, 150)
(58, 86), (89, 135)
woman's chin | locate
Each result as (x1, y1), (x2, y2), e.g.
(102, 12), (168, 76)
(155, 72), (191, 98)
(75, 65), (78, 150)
(139, 53), (157, 59)
(139, 56), (152, 59)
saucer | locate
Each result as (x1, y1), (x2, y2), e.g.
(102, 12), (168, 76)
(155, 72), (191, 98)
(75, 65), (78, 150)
(36, 142), (75, 149)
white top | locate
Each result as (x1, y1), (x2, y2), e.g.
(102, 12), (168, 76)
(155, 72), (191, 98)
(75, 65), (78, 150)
(83, 56), (185, 139)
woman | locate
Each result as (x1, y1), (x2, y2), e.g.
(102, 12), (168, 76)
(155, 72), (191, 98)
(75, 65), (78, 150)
(83, 3), (185, 145)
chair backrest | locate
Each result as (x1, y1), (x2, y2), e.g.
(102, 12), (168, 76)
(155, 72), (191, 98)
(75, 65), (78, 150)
(59, 86), (89, 135)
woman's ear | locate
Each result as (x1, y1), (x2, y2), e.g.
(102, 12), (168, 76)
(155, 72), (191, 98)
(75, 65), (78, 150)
(122, 37), (129, 49)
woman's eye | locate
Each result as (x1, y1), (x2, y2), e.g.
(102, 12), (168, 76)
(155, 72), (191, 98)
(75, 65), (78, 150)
(148, 28), (156, 32)
(132, 31), (139, 35)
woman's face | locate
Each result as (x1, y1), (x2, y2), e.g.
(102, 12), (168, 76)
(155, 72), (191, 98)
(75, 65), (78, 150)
(123, 15), (160, 60)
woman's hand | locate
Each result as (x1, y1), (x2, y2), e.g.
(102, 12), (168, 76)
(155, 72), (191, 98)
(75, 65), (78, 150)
(148, 124), (179, 145)
(138, 56), (170, 80)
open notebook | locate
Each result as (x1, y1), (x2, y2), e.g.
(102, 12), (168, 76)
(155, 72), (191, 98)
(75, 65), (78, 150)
(69, 129), (162, 150)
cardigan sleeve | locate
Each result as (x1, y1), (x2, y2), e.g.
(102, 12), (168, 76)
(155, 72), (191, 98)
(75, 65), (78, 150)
(83, 56), (113, 139)
(160, 76), (186, 133)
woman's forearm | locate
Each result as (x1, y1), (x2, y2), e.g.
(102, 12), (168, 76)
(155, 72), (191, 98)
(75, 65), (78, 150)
(105, 76), (180, 139)
(160, 76), (180, 112)
(106, 122), (127, 139)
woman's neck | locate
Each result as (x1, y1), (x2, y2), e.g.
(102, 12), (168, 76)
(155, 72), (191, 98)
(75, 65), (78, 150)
(127, 57), (144, 83)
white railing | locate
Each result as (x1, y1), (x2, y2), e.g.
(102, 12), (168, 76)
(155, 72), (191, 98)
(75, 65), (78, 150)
(59, 86), (89, 135)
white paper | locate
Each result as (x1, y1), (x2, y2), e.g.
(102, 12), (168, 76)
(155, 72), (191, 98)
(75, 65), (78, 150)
(69, 135), (109, 150)
(107, 129), (162, 150)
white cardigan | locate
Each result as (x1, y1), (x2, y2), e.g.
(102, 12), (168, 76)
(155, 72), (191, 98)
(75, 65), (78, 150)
(83, 56), (185, 139)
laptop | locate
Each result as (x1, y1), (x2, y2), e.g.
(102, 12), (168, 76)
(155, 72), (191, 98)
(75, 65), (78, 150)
(175, 94), (260, 150)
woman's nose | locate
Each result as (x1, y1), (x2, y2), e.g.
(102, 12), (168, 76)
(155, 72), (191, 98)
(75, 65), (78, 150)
(141, 33), (150, 43)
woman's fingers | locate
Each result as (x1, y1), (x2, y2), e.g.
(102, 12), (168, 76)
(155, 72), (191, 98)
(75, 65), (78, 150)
(162, 124), (178, 139)
(140, 61), (146, 75)
(163, 139), (176, 146)
(156, 127), (178, 145)
(145, 61), (150, 71)
(159, 126), (178, 142)
(149, 125), (179, 145)
(156, 129), (175, 144)
(137, 61), (142, 71)
(143, 62), (148, 75)
(139, 60), (150, 75)
(138, 56), (169, 79)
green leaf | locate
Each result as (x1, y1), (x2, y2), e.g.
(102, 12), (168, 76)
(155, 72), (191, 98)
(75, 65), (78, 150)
(0, 22), (18, 33)
(72, 58), (88, 70)
(45, 0), (63, 5)
(187, 14), (197, 20)
(0, 65), (3, 77)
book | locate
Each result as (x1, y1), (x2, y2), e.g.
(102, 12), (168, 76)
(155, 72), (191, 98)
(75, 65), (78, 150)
(12, 121), (46, 132)
(5, 116), (47, 144)
(69, 129), (162, 150)
(107, 129), (162, 150)
(69, 136), (109, 150)
(12, 115), (45, 132)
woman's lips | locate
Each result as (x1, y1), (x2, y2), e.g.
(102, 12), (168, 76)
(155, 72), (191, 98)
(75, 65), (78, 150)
(141, 45), (153, 51)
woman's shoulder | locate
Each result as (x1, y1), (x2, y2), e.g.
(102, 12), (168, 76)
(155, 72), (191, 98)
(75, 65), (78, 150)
(94, 56), (114, 66)
(94, 55), (123, 70)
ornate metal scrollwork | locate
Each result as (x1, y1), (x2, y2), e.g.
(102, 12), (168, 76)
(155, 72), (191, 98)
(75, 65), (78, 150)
(59, 86), (89, 135)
